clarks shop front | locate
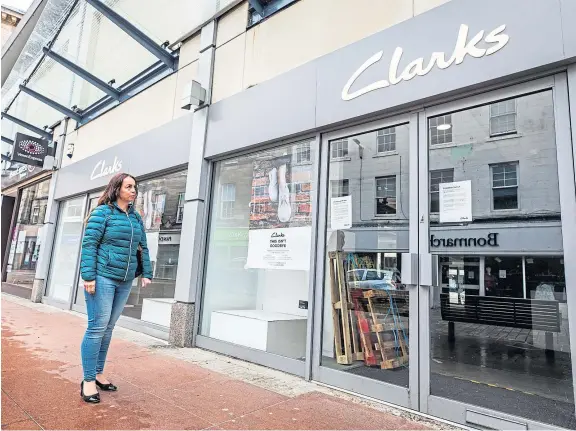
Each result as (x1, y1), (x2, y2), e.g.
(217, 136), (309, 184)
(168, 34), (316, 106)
(196, 0), (576, 429)
(45, 115), (193, 339)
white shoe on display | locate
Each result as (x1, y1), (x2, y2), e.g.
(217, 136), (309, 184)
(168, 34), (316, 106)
(277, 184), (291, 222)
(268, 168), (278, 202)
(145, 191), (153, 230)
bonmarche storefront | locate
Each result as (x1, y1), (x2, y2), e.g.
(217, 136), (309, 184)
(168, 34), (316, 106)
(194, 0), (576, 429)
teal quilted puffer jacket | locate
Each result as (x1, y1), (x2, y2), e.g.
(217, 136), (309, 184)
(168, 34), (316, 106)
(80, 202), (153, 282)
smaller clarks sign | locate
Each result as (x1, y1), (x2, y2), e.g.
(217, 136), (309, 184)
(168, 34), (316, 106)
(430, 233), (499, 248)
(11, 133), (50, 168)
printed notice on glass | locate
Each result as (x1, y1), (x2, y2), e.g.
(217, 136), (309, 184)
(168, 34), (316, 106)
(330, 196), (352, 230)
(246, 226), (312, 271)
(439, 180), (472, 223)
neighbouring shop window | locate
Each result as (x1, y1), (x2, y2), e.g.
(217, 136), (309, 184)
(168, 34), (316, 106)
(323, 123), (410, 387)
(429, 114), (452, 145)
(525, 256), (565, 301)
(491, 162), (518, 210)
(200, 140), (317, 361)
(375, 176), (396, 215)
(176, 192), (184, 223)
(484, 256), (523, 298)
(248, 0), (299, 26)
(220, 183), (236, 219)
(293, 141), (311, 164)
(124, 169), (187, 324)
(490, 99), (517, 136)
(439, 256), (480, 300)
(331, 139), (349, 160)
(46, 197), (86, 302)
(377, 127), (396, 153)
(430, 169), (454, 213)
(5, 179), (50, 298)
(331, 179), (349, 198)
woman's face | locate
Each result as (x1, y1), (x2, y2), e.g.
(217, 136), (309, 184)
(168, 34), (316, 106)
(118, 176), (137, 203)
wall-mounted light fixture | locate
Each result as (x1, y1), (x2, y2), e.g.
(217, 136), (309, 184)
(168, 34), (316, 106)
(181, 80), (207, 110)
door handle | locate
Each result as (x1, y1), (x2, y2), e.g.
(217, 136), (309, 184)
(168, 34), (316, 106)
(401, 253), (418, 285)
(420, 253), (439, 287)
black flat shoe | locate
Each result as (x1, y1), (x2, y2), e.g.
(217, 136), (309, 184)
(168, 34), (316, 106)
(96, 379), (118, 392)
(80, 381), (100, 403)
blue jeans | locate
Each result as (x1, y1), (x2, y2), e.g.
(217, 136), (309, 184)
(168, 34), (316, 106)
(81, 275), (133, 381)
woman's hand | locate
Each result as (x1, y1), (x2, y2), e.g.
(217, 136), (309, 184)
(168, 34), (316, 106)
(84, 280), (96, 295)
(141, 278), (152, 288)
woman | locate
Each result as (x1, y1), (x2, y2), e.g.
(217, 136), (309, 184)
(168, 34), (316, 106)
(79, 173), (153, 403)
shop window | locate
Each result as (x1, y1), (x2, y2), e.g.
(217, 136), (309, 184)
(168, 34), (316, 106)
(525, 257), (565, 301)
(331, 139), (349, 160)
(46, 197), (86, 302)
(176, 192), (184, 223)
(491, 162), (518, 210)
(5, 179), (51, 297)
(124, 170), (187, 323)
(484, 256), (524, 298)
(375, 176), (396, 215)
(293, 142), (311, 164)
(430, 169), (454, 213)
(490, 99), (517, 136)
(220, 183), (236, 219)
(376, 127), (396, 153)
(201, 141), (317, 361)
(429, 114), (453, 145)
(331, 179), (349, 198)
(30, 205), (40, 225)
(248, 0), (300, 26)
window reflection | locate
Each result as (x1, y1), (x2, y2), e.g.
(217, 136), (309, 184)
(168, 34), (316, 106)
(428, 90), (573, 428)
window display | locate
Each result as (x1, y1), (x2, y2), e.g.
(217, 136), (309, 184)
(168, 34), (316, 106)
(122, 170), (187, 324)
(323, 123), (410, 387)
(4, 179), (50, 298)
(200, 140), (317, 360)
(46, 197), (86, 302)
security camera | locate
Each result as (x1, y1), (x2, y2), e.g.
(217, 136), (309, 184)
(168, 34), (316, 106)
(66, 142), (75, 159)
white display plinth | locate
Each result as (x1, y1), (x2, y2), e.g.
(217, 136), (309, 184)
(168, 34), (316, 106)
(209, 310), (307, 359)
(141, 298), (175, 327)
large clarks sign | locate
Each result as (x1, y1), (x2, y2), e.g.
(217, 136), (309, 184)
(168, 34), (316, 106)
(342, 24), (509, 101)
(90, 156), (123, 180)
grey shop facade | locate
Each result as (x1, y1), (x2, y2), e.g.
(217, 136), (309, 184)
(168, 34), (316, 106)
(43, 114), (193, 339)
(193, 0), (576, 429)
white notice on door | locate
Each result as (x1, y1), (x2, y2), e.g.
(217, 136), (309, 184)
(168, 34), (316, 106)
(439, 180), (472, 223)
(330, 196), (352, 230)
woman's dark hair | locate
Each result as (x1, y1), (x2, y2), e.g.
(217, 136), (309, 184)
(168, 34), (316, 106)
(85, 173), (137, 222)
(97, 172), (137, 207)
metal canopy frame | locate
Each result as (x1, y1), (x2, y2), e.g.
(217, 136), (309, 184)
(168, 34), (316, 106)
(1, 136), (14, 145)
(42, 47), (120, 100)
(248, 0), (265, 15)
(19, 84), (82, 122)
(84, 0), (177, 70)
(3, 0), (180, 139)
(0, 112), (52, 140)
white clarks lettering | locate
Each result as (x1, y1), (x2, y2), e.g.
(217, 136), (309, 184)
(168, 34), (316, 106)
(342, 24), (509, 101)
(90, 156), (123, 180)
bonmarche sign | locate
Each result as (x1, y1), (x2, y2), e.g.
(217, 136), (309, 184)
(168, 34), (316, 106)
(430, 233), (499, 248)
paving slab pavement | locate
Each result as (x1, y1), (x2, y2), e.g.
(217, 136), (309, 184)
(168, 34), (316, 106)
(1, 294), (465, 430)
